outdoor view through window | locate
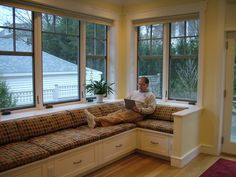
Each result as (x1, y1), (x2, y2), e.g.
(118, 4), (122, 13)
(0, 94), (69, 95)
(0, 4), (108, 111)
(138, 19), (199, 102)
(0, 5), (34, 110)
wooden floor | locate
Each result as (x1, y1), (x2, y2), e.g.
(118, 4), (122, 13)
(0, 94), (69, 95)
(84, 153), (236, 177)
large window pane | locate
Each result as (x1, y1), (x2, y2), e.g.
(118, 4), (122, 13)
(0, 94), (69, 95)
(0, 5), (34, 111)
(0, 55), (34, 109)
(138, 24), (163, 98)
(86, 23), (107, 97)
(42, 13), (80, 104)
(169, 19), (199, 101)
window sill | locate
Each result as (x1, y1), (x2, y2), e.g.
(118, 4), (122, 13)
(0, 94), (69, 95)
(0, 98), (193, 122)
(0, 99), (121, 122)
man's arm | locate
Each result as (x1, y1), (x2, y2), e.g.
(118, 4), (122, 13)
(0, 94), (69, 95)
(138, 94), (156, 115)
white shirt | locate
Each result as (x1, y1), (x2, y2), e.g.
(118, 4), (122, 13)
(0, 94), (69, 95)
(127, 90), (156, 115)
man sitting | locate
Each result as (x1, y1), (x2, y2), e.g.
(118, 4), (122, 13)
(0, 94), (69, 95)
(84, 77), (156, 128)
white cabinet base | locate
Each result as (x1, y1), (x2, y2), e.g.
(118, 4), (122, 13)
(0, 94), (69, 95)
(0, 129), (172, 177)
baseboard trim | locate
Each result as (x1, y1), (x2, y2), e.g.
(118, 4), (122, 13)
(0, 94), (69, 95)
(171, 145), (201, 168)
(200, 144), (216, 155)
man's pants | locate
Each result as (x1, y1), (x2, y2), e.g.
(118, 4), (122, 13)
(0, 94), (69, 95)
(96, 109), (144, 127)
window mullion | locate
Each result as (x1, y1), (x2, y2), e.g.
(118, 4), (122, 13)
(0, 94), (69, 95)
(34, 12), (43, 109)
(13, 7), (16, 52)
(162, 23), (169, 101)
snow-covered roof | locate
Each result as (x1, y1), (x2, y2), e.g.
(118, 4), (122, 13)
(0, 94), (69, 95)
(0, 37), (101, 74)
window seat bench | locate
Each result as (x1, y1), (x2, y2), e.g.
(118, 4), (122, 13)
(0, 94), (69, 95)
(0, 101), (202, 177)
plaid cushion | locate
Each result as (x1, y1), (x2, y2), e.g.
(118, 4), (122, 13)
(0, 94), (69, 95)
(69, 106), (103, 127)
(0, 121), (21, 145)
(87, 106), (103, 117)
(136, 119), (174, 134)
(99, 102), (125, 116)
(28, 129), (99, 155)
(69, 109), (88, 127)
(16, 111), (74, 140)
(77, 123), (136, 139)
(148, 105), (187, 122)
(0, 142), (50, 172)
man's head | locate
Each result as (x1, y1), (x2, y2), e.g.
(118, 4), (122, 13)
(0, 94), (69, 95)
(138, 77), (149, 92)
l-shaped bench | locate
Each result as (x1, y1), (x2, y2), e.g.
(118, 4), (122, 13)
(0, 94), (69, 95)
(0, 101), (202, 177)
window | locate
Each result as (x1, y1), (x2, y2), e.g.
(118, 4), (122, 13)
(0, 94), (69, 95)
(0, 3), (110, 113)
(169, 20), (199, 101)
(0, 5), (34, 110)
(86, 23), (107, 97)
(42, 13), (80, 104)
(137, 19), (199, 102)
(137, 24), (163, 98)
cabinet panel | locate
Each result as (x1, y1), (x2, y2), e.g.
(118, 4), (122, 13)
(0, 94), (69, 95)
(102, 131), (136, 162)
(140, 131), (170, 156)
(0, 165), (44, 177)
(54, 145), (97, 177)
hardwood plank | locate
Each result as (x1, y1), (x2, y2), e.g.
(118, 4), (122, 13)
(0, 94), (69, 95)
(84, 153), (236, 177)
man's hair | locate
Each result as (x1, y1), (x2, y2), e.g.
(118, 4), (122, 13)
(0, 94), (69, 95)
(140, 77), (149, 85)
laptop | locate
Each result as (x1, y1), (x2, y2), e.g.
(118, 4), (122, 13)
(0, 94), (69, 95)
(124, 99), (136, 109)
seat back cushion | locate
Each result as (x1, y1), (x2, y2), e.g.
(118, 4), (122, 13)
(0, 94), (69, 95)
(148, 105), (187, 122)
(16, 111), (74, 140)
(0, 121), (21, 145)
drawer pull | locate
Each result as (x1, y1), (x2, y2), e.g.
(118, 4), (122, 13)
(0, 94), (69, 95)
(150, 141), (159, 145)
(115, 144), (123, 147)
(73, 160), (82, 165)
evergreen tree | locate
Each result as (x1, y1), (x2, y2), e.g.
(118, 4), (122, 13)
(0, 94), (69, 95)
(0, 80), (16, 109)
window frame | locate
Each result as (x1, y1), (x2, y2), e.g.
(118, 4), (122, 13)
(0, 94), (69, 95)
(85, 22), (108, 99)
(137, 24), (163, 99)
(137, 19), (199, 103)
(0, 5), (36, 111)
(0, 4), (110, 113)
(41, 13), (81, 105)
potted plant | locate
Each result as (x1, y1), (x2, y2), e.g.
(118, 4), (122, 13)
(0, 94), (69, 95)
(85, 79), (115, 103)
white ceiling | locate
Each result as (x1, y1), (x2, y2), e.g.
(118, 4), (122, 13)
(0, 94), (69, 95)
(98, 0), (157, 6)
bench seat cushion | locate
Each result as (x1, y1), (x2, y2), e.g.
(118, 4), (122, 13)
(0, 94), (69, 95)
(136, 119), (173, 134)
(77, 123), (136, 139)
(28, 129), (99, 155)
(0, 141), (50, 172)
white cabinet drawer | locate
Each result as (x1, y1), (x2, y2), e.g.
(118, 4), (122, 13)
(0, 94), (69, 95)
(54, 145), (97, 177)
(102, 131), (136, 162)
(140, 131), (170, 156)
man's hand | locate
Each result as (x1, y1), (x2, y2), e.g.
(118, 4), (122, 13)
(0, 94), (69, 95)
(132, 106), (140, 113)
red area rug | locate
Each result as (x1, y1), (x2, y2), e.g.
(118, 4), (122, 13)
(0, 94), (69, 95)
(200, 158), (236, 177)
